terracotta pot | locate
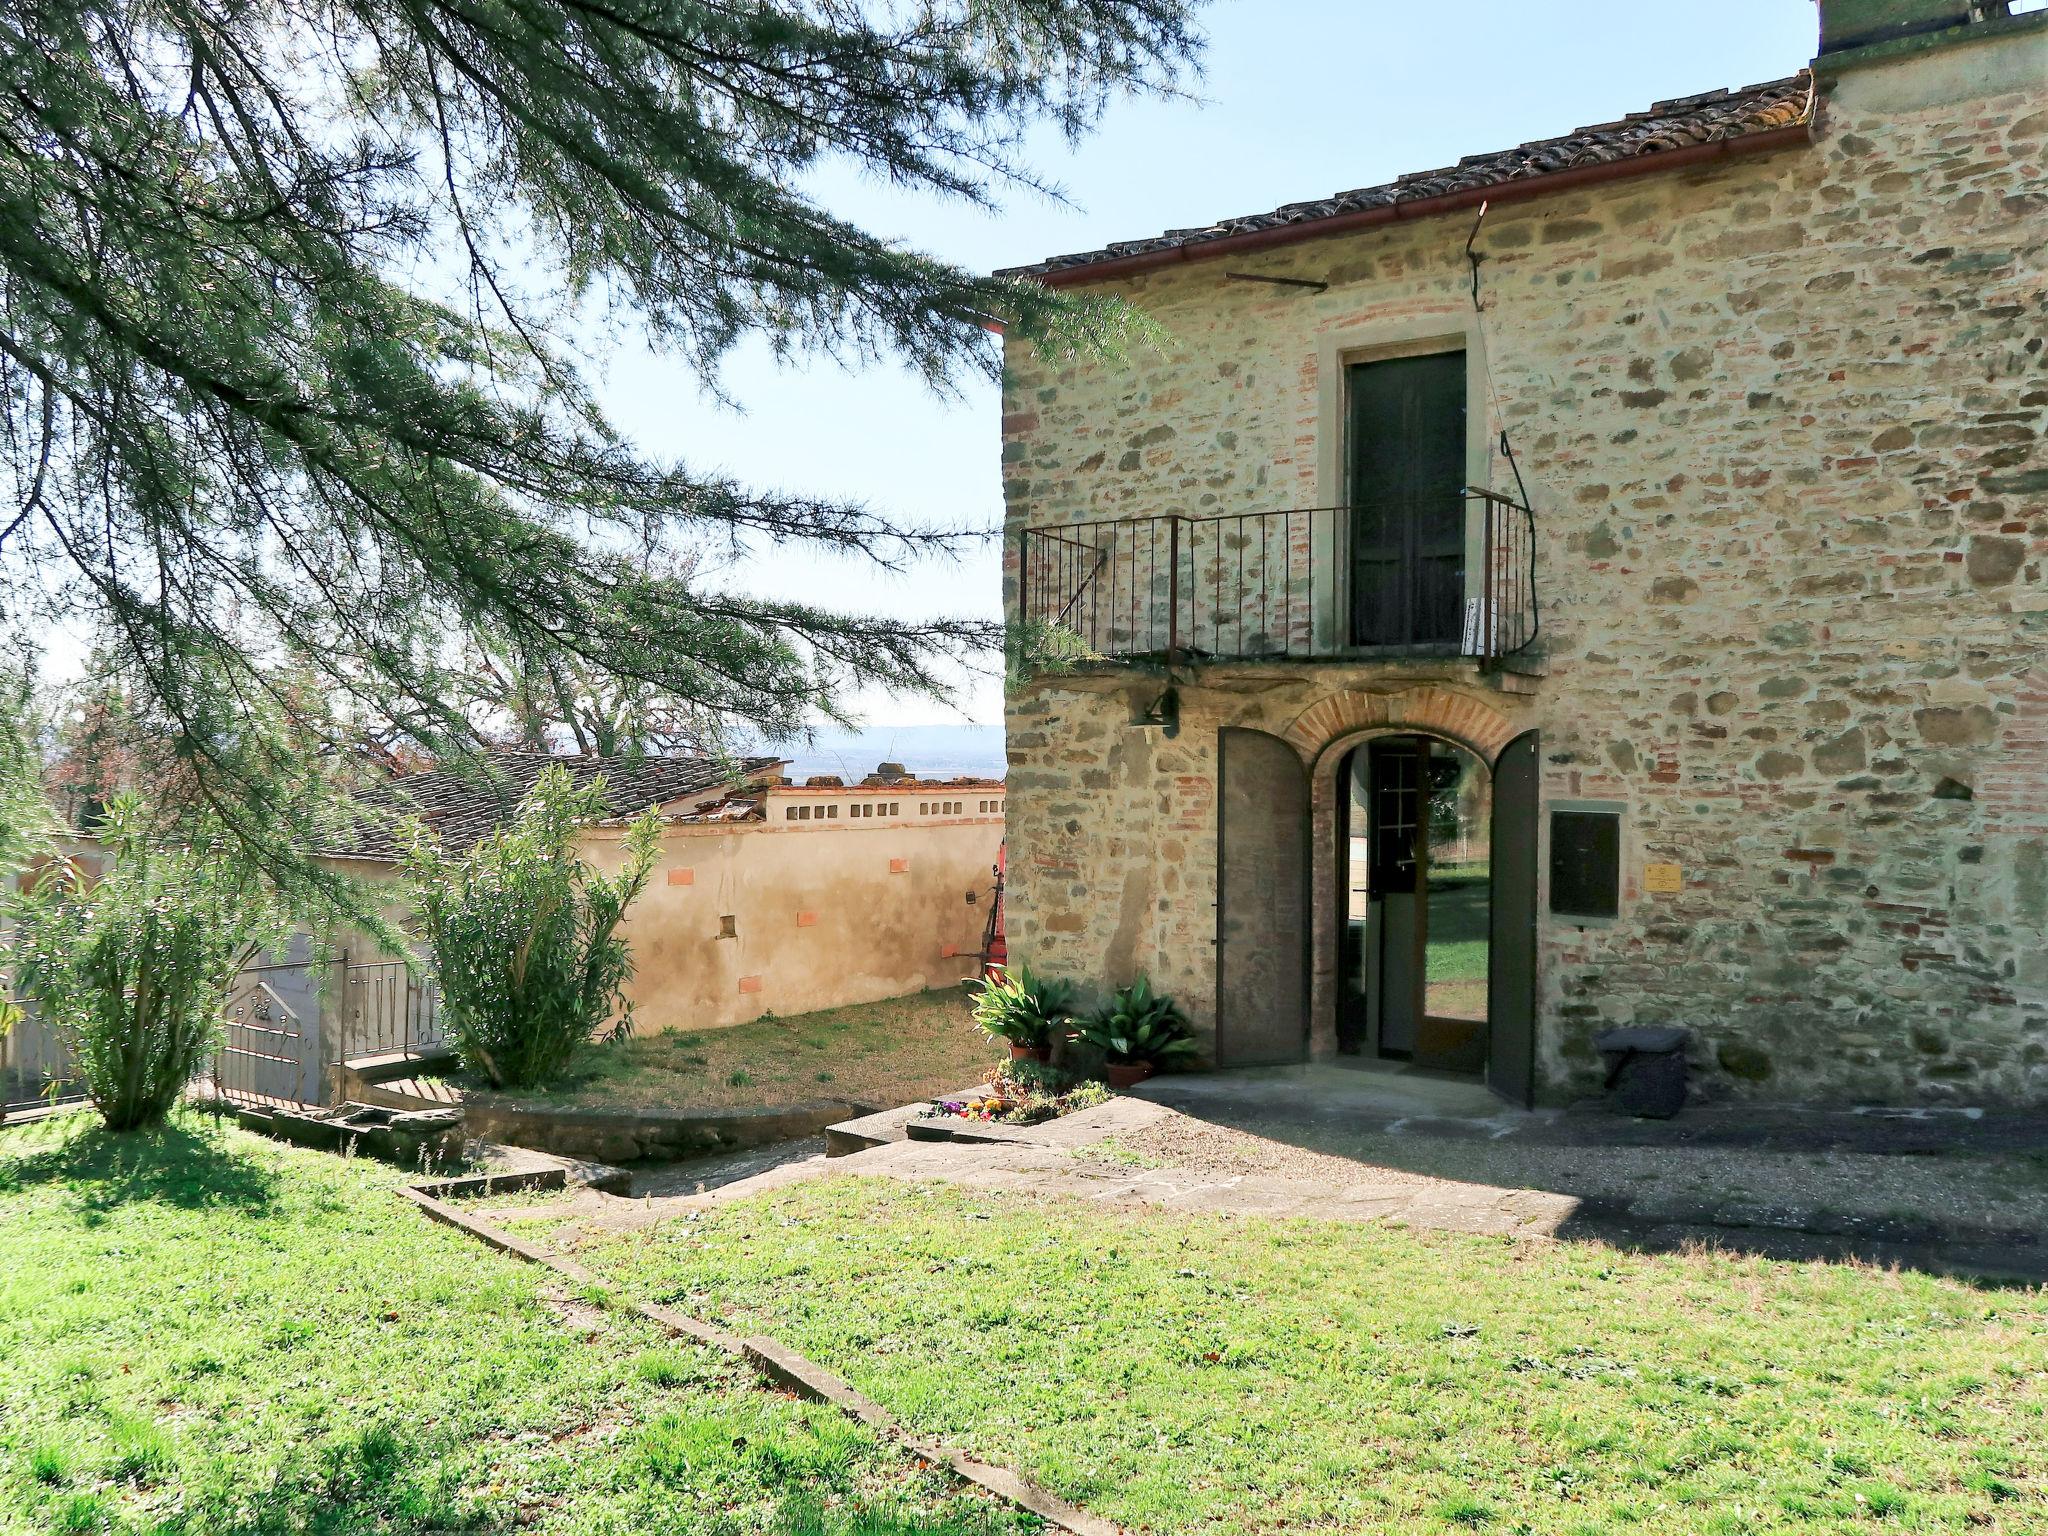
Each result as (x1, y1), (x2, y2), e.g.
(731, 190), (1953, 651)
(1010, 1042), (1051, 1064)
(1104, 1060), (1154, 1089)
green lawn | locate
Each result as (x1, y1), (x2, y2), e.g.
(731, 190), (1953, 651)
(0, 1114), (1029, 1536)
(473, 987), (1000, 1113)
(567, 1178), (2047, 1536)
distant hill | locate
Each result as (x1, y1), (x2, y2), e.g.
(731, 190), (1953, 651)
(762, 723), (1005, 783)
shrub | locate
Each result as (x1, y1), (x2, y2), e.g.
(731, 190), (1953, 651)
(1071, 976), (1198, 1068)
(996, 1076), (1110, 1127)
(970, 962), (1075, 1051)
(404, 766), (659, 1090)
(6, 797), (281, 1131)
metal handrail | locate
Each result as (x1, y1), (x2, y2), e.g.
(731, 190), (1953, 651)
(1017, 487), (1537, 667)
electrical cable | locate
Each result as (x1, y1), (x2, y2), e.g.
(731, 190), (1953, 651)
(1463, 201), (1540, 657)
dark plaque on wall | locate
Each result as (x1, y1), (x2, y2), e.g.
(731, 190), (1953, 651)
(1549, 808), (1621, 920)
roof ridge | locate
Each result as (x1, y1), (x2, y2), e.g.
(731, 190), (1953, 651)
(998, 71), (1812, 282)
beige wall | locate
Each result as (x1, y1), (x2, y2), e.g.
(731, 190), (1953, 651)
(582, 808), (1004, 1034)
(1001, 31), (2048, 1104)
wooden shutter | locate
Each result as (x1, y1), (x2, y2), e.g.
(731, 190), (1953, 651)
(1216, 729), (1310, 1066)
(1346, 351), (1467, 646)
(1487, 731), (1540, 1107)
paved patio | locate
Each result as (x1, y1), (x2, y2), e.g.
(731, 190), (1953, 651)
(480, 1070), (2048, 1284)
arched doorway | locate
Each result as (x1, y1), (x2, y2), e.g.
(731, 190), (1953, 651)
(1336, 735), (1493, 1072)
(1216, 699), (1537, 1102)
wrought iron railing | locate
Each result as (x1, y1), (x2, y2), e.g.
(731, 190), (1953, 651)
(340, 960), (445, 1063)
(1017, 488), (1537, 666)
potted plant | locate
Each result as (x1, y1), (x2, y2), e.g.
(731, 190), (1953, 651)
(971, 963), (1075, 1064)
(1072, 976), (1197, 1088)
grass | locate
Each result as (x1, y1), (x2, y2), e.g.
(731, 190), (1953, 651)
(0, 1113), (1032, 1536)
(1425, 874), (1489, 1018)
(569, 1177), (2048, 1536)
(480, 986), (1001, 1113)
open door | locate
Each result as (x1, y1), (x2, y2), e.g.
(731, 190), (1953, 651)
(1217, 728), (1310, 1065)
(1365, 737), (1425, 1058)
(1486, 730), (1539, 1106)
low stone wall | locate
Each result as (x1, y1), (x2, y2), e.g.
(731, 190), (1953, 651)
(217, 1098), (465, 1167)
(453, 1097), (858, 1164)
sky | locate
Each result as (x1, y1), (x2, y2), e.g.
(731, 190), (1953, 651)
(595, 0), (1822, 728)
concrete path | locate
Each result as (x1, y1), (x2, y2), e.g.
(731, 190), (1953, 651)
(1122, 1065), (2048, 1257)
(1134, 1062), (2048, 1154)
(484, 1087), (2047, 1284)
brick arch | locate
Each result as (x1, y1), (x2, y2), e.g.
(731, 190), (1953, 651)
(1289, 686), (1525, 1059)
(1280, 685), (1519, 768)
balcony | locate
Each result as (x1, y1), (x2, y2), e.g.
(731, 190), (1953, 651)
(1017, 488), (1538, 670)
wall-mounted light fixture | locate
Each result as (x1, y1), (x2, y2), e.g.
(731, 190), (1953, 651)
(1132, 687), (1180, 738)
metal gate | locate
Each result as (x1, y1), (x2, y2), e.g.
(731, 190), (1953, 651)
(213, 961), (322, 1107)
(7, 951), (443, 1118)
(340, 960), (445, 1063)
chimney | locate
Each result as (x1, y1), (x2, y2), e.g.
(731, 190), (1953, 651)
(1819, 2), (1973, 54)
(1815, 2), (2028, 65)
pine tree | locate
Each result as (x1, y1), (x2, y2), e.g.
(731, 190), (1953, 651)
(0, 0), (1201, 882)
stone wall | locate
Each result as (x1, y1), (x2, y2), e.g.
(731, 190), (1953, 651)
(581, 809), (1002, 1035)
(331, 810), (1003, 1038)
(1001, 31), (2048, 1105)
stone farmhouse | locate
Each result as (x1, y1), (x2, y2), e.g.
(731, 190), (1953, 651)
(997, 1), (2046, 1106)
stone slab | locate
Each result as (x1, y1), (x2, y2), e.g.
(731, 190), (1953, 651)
(825, 1085), (994, 1155)
(226, 1098), (464, 1167)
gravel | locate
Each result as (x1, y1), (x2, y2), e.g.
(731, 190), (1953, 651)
(1092, 1112), (2048, 1238)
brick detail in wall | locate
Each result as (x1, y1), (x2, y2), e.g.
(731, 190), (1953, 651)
(1280, 685), (1520, 765)
(666, 867), (693, 886)
(738, 975), (763, 995)
(889, 858), (909, 874)
(1980, 672), (2048, 836)
(796, 911), (818, 927)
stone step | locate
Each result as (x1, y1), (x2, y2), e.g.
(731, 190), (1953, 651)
(825, 1085), (996, 1156)
(466, 1141), (634, 1197)
(341, 1046), (457, 1084)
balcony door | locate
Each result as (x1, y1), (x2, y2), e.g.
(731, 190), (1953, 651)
(1346, 351), (1466, 647)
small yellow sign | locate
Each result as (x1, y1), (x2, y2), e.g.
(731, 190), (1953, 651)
(1644, 862), (1683, 894)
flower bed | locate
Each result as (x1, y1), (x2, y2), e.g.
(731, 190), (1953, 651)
(927, 1065), (1110, 1129)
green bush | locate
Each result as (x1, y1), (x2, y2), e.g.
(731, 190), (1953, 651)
(995, 1076), (1110, 1127)
(1070, 976), (1197, 1068)
(6, 797), (281, 1131)
(404, 766), (659, 1090)
(969, 962), (1075, 1051)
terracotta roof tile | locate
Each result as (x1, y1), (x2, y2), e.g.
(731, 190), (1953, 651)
(998, 74), (1814, 280)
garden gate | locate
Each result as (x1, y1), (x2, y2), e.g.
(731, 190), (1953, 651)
(338, 960), (445, 1063)
(213, 959), (323, 1107)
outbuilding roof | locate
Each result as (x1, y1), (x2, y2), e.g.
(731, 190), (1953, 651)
(998, 73), (1814, 283)
(332, 748), (782, 860)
